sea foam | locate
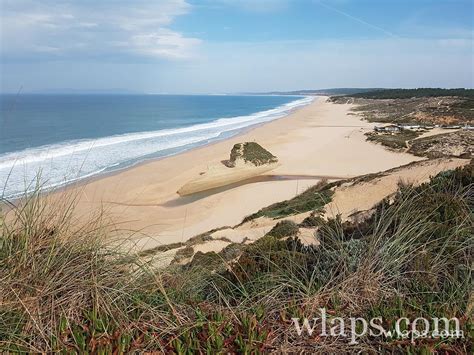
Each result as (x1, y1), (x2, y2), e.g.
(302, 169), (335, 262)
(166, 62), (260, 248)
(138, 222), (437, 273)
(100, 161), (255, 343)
(0, 96), (313, 198)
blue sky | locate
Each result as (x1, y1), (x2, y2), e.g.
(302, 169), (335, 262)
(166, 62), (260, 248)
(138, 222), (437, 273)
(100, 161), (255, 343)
(1, 0), (472, 93)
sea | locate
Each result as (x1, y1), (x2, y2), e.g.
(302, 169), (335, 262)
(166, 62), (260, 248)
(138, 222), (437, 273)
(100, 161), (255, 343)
(0, 94), (313, 198)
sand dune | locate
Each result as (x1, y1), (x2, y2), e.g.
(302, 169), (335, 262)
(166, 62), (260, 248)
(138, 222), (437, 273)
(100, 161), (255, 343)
(154, 157), (470, 268)
(325, 157), (469, 220)
(177, 162), (280, 196)
(62, 97), (424, 250)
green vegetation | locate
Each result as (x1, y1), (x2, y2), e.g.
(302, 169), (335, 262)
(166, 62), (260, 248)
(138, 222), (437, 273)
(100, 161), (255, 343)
(186, 251), (222, 270)
(299, 211), (325, 227)
(365, 130), (421, 150)
(138, 227), (231, 258)
(172, 245), (194, 263)
(408, 130), (474, 158)
(242, 179), (333, 222)
(227, 142), (278, 167)
(266, 220), (299, 238)
(138, 242), (184, 256)
(349, 88), (474, 99)
(1, 163), (472, 352)
(330, 88), (474, 125)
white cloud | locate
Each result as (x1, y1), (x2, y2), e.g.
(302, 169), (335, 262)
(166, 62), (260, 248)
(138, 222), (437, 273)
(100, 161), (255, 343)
(2, 36), (472, 93)
(128, 29), (201, 59)
(0, 0), (200, 60)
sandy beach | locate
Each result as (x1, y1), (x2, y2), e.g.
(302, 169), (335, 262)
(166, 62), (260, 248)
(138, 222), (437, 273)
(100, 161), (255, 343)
(63, 97), (423, 250)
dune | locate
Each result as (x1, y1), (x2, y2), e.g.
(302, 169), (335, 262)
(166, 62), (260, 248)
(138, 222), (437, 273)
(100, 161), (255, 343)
(177, 162), (280, 196)
(177, 142), (280, 195)
(59, 97), (424, 250)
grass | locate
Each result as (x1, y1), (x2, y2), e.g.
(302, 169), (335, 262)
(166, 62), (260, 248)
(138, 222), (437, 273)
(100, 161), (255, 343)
(138, 226), (231, 258)
(0, 163), (472, 352)
(172, 245), (194, 263)
(242, 179), (333, 222)
(348, 88), (474, 99)
(365, 130), (422, 150)
(266, 220), (299, 238)
(408, 130), (474, 158)
(227, 142), (278, 167)
(0, 192), (172, 352)
(332, 93), (474, 125)
(138, 242), (185, 257)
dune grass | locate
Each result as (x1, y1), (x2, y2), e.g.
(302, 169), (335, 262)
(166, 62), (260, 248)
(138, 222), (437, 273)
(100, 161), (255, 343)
(365, 130), (422, 150)
(228, 142), (278, 167)
(0, 163), (472, 353)
(242, 179), (333, 222)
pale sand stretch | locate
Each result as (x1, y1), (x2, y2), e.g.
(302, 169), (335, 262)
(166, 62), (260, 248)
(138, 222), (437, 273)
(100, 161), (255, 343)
(65, 97), (423, 250)
(145, 157), (471, 267)
(177, 162), (281, 196)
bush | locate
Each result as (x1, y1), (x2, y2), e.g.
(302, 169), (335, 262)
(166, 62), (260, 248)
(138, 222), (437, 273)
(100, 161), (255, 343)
(228, 142), (278, 167)
(266, 220), (299, 238)
(243, 179), (333, 221)
(0, 192), (170, 352)
(187, 251), (222, 270)
(1, 163), (472, 353)
(299, 212), (325, 227)
(173, 245), (194, 263)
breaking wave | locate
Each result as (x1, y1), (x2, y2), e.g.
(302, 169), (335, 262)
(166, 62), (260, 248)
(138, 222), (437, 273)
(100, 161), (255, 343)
(0, 96), (313, 198)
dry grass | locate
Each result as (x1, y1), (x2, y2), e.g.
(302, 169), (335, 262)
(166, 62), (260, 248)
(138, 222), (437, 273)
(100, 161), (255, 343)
(1, 163), (472, 352)
(0, 190), (178, 352)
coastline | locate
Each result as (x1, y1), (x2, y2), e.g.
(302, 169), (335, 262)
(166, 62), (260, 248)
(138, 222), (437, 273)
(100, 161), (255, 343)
(53, 96), (423, 250)
(48, 96), (314, 195)
(1, 95), (313, 200)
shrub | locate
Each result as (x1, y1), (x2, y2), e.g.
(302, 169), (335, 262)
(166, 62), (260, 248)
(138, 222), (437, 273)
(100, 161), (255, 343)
(266, 220), (299, 238)
(1, 163), (471, 353)
(228, 142), (278, 167)
(0, 192), (171, 352)
(299, 212), (325, 227)
(172, 245), (194, 263)
(187, 251), (222, 270)
(243, 179), (333, 221)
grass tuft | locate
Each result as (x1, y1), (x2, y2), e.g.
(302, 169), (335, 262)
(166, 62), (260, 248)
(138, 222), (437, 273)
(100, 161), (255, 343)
(1, 163), (472, 352)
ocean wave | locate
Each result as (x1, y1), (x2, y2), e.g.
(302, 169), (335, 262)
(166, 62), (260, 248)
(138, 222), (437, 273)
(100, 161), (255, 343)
(0, 96), (313, 198)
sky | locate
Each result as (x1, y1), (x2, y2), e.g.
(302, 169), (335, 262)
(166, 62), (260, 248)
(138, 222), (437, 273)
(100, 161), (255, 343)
(0, 0), (473, 93)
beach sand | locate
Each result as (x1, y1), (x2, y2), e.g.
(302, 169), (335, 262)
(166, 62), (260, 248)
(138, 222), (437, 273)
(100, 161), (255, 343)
(64, 97), (423, 250)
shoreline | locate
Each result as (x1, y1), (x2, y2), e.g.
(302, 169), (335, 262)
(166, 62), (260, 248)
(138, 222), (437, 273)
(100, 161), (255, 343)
(3, 95), (314, 200)
(58, 97), (315, 194)
(49, 96), (423, 250)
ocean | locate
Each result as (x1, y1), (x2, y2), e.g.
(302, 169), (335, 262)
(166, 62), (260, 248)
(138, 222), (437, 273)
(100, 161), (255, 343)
(0, 94), (313, 198)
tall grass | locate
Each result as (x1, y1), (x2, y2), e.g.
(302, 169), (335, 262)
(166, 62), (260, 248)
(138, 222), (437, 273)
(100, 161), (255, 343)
(0, 190), (180, 352)
(0, 163), (472, 353)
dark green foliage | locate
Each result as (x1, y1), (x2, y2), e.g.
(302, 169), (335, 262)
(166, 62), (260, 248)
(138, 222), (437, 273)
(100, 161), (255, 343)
(224, 235), (310, 284)
(186, 251), (223, 270)
(172, 245), (194, 263)
(138, 242), (184, 256)
(299, 211), (325, 227)
(242, 180), (333, 221)
(162, 308), (271, 353)
(408, 130), (473, 158)
(219, 242), (245, 261)
(349, 88), (474, 99)
(266, 220), (299, 238)
(365, 130), (421, 149)
(212, 163), (472, 352)
(262, 88), (383, 96)
(1, 163), (472, 353)
(228, 142), (278, 167)
(332, 91), (474, 126)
